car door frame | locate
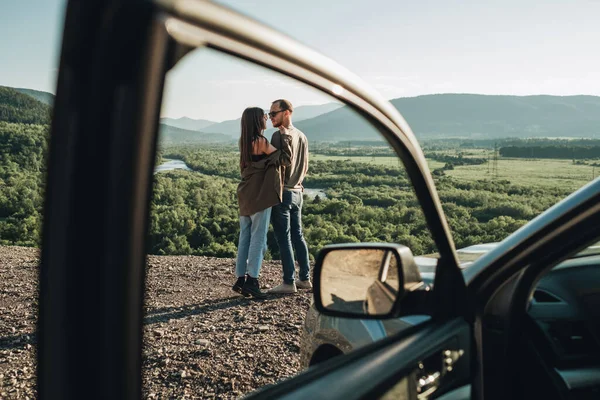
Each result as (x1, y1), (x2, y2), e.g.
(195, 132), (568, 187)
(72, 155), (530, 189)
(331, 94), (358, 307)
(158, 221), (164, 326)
(39, 0), (469, 399)
(38, 1), (170, 398)
(462, 179), (600, 400)
(156, 0), (466, 319)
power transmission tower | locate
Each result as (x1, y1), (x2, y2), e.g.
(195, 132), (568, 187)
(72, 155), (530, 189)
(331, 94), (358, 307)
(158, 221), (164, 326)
(492, 142), (499, 179)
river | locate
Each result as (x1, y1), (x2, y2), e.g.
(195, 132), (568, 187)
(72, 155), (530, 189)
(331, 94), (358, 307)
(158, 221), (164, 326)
(154, 159), (192, 173)
(155, 159), (327, 198)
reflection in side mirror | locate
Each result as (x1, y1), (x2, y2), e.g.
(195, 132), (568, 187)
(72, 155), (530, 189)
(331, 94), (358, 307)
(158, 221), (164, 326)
(315, 243), (422, 319)
(320, 248), (399, 316)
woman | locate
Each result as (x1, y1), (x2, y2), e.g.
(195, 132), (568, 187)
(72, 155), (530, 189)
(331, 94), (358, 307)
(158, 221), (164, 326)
(233, 107), (283, 299)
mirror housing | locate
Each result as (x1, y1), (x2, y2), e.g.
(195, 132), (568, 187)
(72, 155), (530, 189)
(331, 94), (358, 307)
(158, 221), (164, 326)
(314, 243), (424, 319)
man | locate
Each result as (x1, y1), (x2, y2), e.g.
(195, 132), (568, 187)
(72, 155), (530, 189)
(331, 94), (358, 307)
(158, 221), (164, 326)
(268, 99), (311, 294)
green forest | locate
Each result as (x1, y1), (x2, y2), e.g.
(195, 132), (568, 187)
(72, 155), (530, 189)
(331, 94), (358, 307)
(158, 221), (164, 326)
(0, 86), (51, 125)
(153, 145), (572, 258)
(0, 121), (48, 245)
(0, 86), (596, 261)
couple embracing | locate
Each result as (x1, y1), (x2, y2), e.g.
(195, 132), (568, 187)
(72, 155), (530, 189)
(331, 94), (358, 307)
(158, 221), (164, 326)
(233, 99), (311, 299)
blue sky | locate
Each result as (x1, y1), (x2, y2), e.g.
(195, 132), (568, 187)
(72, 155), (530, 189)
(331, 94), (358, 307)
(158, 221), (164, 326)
(1, 0), (600, 121)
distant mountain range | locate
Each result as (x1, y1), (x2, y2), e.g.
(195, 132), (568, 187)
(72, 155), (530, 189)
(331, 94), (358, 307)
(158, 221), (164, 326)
(200, 102), (343, 137)
(158, 124), (231, 145)
(160, 117), (217, 131)
(13, 88), (55, 106)
(3, 86), (600, 142)
(296, 94), (600, 141)
(157, 102), (344, 144)
(0, 86), (52, 125)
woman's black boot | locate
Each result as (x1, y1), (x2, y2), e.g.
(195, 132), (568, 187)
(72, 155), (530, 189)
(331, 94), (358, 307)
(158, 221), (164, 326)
(232, 276), (249, 297)
(242, 276), (267, 299)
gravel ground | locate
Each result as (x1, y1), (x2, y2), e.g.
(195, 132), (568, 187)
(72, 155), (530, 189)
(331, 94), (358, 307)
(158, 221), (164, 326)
(0, 246), (313, 399)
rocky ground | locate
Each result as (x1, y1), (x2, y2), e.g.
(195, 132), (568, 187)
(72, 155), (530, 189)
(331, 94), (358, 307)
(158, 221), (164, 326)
(0, 246), (313, 399)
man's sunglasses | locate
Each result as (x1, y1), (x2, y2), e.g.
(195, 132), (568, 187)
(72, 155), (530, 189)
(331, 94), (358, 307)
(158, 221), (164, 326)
(268, 109), (286, 118)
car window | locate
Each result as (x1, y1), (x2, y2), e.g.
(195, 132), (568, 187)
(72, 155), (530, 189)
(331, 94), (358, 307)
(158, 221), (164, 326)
(144, 45), (439, 397)
(573, 240), (600, 258)
(213, 0), (600, 265)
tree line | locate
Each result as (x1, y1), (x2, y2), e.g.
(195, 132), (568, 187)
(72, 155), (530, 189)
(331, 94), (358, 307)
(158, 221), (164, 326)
(500, 145), (600, 160)
(0, 85), (594, 258)
(148, 145), (572, 258)
(0, 125), (577, 260)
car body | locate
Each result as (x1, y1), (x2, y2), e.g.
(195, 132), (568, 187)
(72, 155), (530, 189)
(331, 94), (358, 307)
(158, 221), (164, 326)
(39, 1), (600, 399)
(301, 241), (600, 371)
(301, 244), (497, 367)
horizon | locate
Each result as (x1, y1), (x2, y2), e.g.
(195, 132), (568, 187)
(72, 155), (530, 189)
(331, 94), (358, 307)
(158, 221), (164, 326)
(6, 84), (600, 125)
(2, 0), (600, 121)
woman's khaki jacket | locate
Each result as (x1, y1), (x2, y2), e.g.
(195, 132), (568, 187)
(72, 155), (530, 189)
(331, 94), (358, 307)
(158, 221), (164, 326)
(237, 150), (289, 216)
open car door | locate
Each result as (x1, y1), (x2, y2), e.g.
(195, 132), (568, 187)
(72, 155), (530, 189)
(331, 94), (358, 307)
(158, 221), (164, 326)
(39, 0), (473, 399)
(245, 243), (472, 399)
(247, 320), (471, 399)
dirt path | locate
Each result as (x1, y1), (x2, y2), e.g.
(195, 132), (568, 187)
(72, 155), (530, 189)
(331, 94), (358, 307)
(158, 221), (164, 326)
(0, 246), (312, 399)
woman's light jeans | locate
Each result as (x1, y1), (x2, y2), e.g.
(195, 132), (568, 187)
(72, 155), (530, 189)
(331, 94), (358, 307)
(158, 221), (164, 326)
(235, 207), (272, 279)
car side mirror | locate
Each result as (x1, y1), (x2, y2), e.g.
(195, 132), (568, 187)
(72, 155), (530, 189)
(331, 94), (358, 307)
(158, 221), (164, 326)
(314, 243), (423, 319)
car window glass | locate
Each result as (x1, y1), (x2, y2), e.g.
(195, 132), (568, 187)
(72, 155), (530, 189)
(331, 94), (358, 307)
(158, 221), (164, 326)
(145, 45), (439, 397)
(574, 240), (600, 258)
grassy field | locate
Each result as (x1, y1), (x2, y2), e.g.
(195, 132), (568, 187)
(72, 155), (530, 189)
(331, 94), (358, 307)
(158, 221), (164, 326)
(311, 154), (446, 170)
(446, 158), (598, 191)
(431, 148), (490, 158)
(312, 153), (598, 191)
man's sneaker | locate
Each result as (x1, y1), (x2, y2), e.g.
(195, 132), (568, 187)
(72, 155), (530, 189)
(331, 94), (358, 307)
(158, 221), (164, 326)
(242, 277), (267, 299)
(232, 276), (250, 297)
(268, 282), (297, 294)
(296, 280), (312, 290)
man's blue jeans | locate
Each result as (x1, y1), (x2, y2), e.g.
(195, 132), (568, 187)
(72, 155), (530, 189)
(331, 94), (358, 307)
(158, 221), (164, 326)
(271, 190), (310, 284)
(236, 207), (271, 279)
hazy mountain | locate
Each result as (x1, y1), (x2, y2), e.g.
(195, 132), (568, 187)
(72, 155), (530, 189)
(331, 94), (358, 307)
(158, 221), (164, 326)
(290, 103), (342, 120)
(295, 107), (373, 141)
(7, 86), (599, 141)
(391, 94), (600, 138)
(158, 124), (232, 145)
(201, 119), (240, 137)
(13, 88), (55, 106)
(295, 94), (600, 141)
(0, 86), (52, 125)
(160, 116), (217, 131)
(203, 102), (342, 137)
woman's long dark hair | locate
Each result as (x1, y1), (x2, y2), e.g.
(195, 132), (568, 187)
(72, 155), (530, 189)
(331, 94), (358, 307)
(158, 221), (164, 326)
(240, 107), (266, 170)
